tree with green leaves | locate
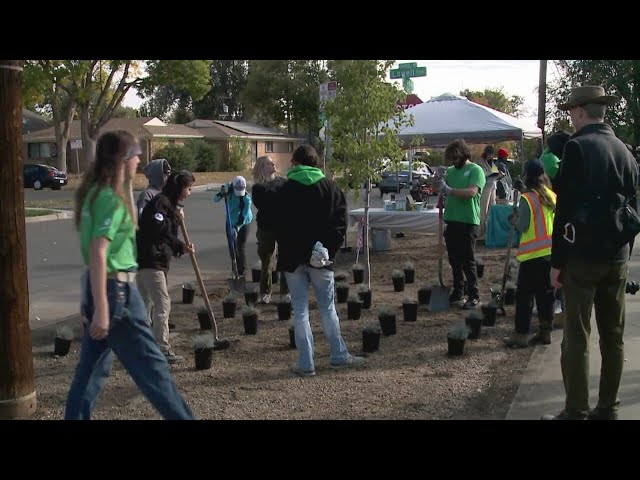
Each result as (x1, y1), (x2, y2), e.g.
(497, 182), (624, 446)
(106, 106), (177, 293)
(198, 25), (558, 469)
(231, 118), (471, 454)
(326, 60), (413, 287)
(23, 61), (78, 172)
(547, 60), (640, 146)
(192, 60), (249, 120)
(460, 87), (525, 116)
(241, 60), (326, 141)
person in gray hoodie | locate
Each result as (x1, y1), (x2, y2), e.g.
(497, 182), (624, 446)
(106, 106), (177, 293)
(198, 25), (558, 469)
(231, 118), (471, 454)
(137, 158), (171, 217)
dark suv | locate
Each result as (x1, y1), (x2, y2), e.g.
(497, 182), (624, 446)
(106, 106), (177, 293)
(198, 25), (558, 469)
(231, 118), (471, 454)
(24, 164), (68, 190)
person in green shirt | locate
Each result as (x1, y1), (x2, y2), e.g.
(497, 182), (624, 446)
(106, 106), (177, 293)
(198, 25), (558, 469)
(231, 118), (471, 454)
(539, 130), (571, 192)
(434, 139), (486, 309)
(65, 130), (193, 420)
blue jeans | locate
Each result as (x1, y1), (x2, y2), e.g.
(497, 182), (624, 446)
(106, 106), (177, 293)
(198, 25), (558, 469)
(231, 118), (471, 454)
(65, 273), (194, 420)
(284, 265), (349, 372)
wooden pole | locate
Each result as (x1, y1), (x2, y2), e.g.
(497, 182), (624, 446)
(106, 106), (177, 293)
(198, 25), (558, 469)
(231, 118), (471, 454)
(0, 60), (37, 419)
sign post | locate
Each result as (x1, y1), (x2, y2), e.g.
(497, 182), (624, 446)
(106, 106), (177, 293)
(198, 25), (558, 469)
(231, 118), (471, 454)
(71, 139), (82, 175)
(389, 63), (427, 182)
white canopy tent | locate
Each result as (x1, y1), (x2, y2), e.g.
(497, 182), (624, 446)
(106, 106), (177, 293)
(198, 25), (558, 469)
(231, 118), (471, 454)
(396, 93), (543, 152)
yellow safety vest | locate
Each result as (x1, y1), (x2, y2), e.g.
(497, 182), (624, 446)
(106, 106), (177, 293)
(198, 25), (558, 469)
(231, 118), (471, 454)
(516, 187), (556, 262)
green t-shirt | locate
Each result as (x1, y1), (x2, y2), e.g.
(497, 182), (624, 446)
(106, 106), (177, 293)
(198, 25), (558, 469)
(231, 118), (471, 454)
(443, 162), (486, 225)
(539, 148), (560, 180)
(79, 186), (137, 273)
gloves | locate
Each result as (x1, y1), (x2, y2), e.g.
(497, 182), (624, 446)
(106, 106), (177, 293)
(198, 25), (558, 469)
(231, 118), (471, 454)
(435, 179), (453, 196)
(220, 185), (227, 196)
(231, 227), (238, 240)
(309, 241), (332, 268)
(435, 166), (447, 179)
(513, 178), (524, 191)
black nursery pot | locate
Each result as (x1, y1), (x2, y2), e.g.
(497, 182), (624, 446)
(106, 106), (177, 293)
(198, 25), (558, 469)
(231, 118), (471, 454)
(251, 268), (261, 283)
(336, 286), (350, 303)
(358, 289), (372, 309)
(243, 314), (258, 335)
(182, 287), (196, 304)
(392, 276), (405, 292)
(481, 305), (498, 326)
(404, 268), (415, 284)
(244, 291), (259, 306)
(402, 302), (418, 322)
(447, 337), (465, 356)
(277, 302), (292, 321)
(353, 269), (365, 284)
(194, 347), (213, 370)
(347, 301), (362, 320)
(378, 314), (397, 336)
(288, 326), (296, 349)
(54, 337), (71, 356)
(362, 329), (381, 353)
(222, 301), (237, 319)
(477, 263), (485, 278)
(198, 312), (212, 330)
(465, 315), (483, 340)
(418, 288), (432, 305)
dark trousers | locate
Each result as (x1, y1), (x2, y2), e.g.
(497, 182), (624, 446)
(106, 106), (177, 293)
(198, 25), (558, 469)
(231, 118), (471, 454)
(515, 256), (554, 334)
(444, 221), (479, 298)
(256, 226), (289, 296)
(561, 259), (627, 415)
(226, 223), (250, 276)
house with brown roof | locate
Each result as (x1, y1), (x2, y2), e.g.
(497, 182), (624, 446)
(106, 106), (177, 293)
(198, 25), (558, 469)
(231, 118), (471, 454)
(22, 117), (203, 173)
(185, 119), (305, 173)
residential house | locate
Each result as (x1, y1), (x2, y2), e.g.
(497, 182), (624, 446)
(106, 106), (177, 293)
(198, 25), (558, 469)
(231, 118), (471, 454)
(22, 117), (203, 173)
(185, 119), (305, 173)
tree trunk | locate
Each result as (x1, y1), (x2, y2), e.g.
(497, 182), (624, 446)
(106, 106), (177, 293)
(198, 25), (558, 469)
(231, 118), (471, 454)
(0, 60), (37, 419)
(80, 104), (97, 166)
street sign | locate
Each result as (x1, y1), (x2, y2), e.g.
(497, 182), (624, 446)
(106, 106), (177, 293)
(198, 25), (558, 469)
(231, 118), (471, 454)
(390, 66), (427, 79)
(319, 81), (337, 102)
(398, 62), (417, 70)
(70, 139), (82, 150)
(403, 77), (414, 94)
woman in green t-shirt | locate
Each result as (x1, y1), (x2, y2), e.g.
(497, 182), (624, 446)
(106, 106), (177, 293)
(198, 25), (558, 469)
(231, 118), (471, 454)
(65, 130), (193, 420)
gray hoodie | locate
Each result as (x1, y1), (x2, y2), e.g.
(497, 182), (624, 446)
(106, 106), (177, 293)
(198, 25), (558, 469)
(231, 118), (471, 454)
(137, 158), (171, 217)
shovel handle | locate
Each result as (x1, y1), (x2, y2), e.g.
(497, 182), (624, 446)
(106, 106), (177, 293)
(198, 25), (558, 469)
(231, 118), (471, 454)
(438, 193), (445, 287)
(178, 212), (220, 340)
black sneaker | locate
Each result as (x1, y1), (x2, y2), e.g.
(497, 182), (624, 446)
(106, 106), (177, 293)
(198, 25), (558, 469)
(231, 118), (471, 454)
(449, 292), (464, 304)
(463, 298), (480, 309)
(587, 407), (619, 420)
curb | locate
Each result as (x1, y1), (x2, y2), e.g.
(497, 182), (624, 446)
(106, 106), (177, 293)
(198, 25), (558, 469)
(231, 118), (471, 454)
(25, 209), (73, 223)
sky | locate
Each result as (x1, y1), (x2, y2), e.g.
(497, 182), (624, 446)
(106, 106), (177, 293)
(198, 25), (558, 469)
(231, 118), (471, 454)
(122, 60), (556, 121)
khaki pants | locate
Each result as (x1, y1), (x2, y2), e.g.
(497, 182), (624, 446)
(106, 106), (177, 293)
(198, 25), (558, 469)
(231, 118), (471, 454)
(256, 227), (289, 296)
(136, 269), (172, 354)
(479, 180), (496, 237)
(561, 259), (627, 415)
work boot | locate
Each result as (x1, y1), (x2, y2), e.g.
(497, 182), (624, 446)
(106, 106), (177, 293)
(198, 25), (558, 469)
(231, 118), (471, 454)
(541, 409), (587, 420)
(529, 321), (552, 345)
(587, 407), (619, 420)
(449, 291), (464, 306)
(503, 332), (529, 348)
(552, 311), (565, 330)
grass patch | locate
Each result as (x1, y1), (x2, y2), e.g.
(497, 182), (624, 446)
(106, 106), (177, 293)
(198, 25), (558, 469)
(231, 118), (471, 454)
(25, 199), (74, 209)
(64, 171), (252, 191)
(26, 209), (55, 217)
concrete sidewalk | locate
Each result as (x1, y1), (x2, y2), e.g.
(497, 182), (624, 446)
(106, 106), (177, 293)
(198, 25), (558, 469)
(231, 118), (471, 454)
(507, 249), (640, 420)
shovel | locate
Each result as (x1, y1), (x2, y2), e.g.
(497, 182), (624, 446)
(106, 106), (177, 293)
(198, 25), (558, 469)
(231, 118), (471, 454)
(223, 193), (246, 294)
(429, 194), (450, 312)
(498, 189), (520, 316)
(178, 213), (230, 351)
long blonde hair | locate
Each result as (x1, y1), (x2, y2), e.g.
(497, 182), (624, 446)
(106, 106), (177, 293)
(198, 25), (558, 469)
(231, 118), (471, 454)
(252, 155), (275, 184)
(74, 130), (139, 229)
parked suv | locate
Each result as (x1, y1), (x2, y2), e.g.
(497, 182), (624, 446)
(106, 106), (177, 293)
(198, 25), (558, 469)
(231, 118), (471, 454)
(24, 164), (68, 190)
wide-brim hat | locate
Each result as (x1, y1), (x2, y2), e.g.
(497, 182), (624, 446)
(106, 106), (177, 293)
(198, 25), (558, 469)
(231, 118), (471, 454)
(558, 85), (619, 111)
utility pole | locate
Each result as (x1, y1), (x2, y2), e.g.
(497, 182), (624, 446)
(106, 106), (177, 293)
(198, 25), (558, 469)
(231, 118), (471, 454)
(0, 60), (37, 419)
(537, 60), (548, 156)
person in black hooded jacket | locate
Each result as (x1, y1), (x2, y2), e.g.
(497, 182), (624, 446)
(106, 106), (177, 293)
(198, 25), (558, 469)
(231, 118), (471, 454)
(136, 170), (195, 363)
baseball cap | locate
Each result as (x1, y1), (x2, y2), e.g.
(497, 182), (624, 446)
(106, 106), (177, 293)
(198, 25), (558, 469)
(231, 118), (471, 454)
(233, 176), (247, 196)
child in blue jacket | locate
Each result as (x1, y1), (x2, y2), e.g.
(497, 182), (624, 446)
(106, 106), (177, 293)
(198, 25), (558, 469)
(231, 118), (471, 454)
(214, 175), (253, 276)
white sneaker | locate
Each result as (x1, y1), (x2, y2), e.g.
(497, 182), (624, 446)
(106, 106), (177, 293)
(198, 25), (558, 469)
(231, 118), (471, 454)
(282, 293), (291, 303)
(553, 300), (563, 315)
(261, 293), (271, 304)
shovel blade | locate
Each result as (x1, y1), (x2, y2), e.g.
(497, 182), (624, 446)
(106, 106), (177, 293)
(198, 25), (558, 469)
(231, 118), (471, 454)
(429, 286), (450, 312)
(227, 277), (246, 294)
